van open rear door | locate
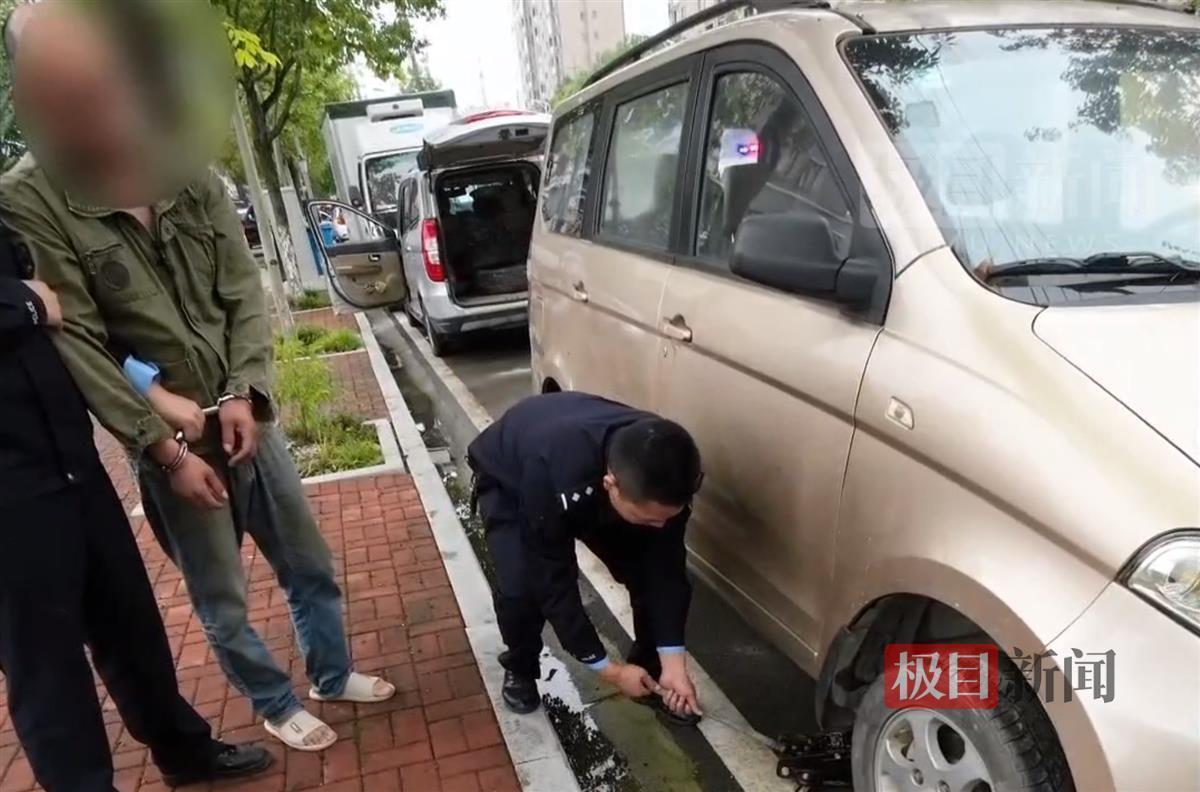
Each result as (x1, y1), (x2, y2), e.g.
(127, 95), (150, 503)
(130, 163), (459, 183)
(417, 111), (550, 171)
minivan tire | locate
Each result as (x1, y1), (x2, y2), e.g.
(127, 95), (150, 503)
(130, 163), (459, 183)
(405, 296), (421, 329)
(851, 653), (1073, 792)
(419, 297), (450, 357)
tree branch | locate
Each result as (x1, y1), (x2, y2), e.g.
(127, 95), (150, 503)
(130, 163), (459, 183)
(267, 0), (280, 53)
(254, 1), (271, 37)
(262, 59), (295, 113)
(268, 63), (303, 142)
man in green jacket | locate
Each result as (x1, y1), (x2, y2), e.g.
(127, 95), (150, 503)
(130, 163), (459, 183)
(0, 3), (393, 753)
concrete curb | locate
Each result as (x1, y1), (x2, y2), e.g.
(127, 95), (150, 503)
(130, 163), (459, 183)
(355, 311), (581, 792)
(389, 314), (791, 792)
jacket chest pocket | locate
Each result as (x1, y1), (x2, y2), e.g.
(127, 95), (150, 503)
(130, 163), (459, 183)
(172, 221), (217, 289)
(82, 243), (161, 305)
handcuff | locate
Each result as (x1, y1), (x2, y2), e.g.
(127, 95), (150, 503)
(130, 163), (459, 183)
(160, 392), (252, 473)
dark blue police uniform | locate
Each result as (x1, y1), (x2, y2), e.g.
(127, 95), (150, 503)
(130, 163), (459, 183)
(0, 222), (219, 790)
(467, 392), (691, 681)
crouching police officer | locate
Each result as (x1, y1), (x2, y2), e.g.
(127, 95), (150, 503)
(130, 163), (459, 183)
(0, 221), (271, 788)
(468, 391), (704, 722)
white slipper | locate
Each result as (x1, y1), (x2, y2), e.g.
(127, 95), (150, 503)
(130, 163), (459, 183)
(309, 672), (396, 704)
(263, 709), (337, 752)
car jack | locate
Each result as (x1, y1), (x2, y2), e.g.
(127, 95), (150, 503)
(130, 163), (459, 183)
(774, 730), (853, 791)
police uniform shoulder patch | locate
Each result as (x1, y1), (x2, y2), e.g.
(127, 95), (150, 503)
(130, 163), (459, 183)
(558, 481), (600, 513)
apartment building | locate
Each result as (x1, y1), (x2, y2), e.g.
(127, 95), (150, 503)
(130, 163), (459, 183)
(513, 0), (626, 109)
(667, 0), (722, 25)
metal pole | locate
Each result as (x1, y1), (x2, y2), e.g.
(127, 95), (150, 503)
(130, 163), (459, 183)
(232, 92), (293, 332)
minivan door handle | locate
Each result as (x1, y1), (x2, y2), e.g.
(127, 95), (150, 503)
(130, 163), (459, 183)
(661, 314), (693, 343)
(571, 281), (589, 303)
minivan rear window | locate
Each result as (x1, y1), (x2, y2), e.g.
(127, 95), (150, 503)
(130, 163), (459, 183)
(541, 110), (596, 236)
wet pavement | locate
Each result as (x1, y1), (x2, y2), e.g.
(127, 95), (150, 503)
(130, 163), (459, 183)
(372, 314), (820, 791)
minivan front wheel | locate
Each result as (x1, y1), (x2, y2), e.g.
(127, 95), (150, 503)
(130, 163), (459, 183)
(852, 658), (1073, 792)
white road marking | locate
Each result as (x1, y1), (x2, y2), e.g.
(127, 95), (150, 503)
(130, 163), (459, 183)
(392, 313), (792, 792)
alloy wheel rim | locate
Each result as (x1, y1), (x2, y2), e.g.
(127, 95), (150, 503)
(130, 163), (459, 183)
(872, 707), (994, 792)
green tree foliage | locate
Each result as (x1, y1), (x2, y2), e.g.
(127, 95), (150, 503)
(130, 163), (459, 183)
(0, 0), (24, 170)
(552, 34), (648, 108)
(284, 64), (357, 197)
(211, 0), (442, 216)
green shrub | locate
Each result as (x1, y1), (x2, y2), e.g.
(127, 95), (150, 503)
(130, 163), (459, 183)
(275, 325), (363, 358)
(275, 337), (333, 438)
(285, 412), (384, 477)
(295, 324), (324, 345)
(310, 328), (363, 354)
(291, 289), (332, 310)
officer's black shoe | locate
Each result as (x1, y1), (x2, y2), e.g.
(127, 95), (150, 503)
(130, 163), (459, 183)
(633, 695), (703, 728)
(162, 741), (273, 787)
(502, 670), (541, 714)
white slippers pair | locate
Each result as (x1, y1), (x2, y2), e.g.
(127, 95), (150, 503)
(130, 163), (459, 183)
(264, 672), (396, 752)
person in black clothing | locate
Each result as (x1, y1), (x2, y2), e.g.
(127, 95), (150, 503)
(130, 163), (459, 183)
(0, 221), (272, 789)
(468, 391), (705, 721)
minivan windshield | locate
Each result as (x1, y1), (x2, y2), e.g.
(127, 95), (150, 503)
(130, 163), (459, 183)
(846, 27), (1200, 305)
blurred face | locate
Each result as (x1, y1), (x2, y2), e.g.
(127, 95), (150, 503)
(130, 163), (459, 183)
(13, 7), (154, 205)
(10, 2), (233, 208)
(602, 472), (685, 529)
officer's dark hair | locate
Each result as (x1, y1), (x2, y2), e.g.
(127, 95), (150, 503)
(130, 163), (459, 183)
(608, 418), (702, 507)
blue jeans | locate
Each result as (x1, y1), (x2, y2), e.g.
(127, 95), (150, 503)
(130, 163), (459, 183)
(139, 424), (350, 723)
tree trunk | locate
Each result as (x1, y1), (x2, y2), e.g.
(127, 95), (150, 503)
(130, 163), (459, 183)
(241, 76), (303, 294)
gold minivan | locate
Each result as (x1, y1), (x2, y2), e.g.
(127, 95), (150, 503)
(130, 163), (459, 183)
(528, 1), (1200, 789)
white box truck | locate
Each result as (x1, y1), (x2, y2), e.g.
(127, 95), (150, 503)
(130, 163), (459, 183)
(321, 89), (458, 226)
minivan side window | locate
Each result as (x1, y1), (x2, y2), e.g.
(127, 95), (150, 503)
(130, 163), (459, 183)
(403, 180), (420, 231)
(541, 110), (596, 236)
(695, 71), (852, 265)
(396, 182), (410, 230)
(599, 82), (689, 250)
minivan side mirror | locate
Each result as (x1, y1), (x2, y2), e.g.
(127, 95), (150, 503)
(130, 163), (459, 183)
(731, 212), (878, 310)
(348, 185), (364, 209)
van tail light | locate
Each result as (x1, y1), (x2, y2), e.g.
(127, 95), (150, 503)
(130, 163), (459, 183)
(421, 219), (444, 282)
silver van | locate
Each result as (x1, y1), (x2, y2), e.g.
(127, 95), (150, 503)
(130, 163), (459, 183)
(310, 110), (548, 355)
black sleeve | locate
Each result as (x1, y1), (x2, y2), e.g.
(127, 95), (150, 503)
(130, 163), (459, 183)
(0, 278), (46, 346)
(639, 510), (693, 649)
(519, 457), (607, 666)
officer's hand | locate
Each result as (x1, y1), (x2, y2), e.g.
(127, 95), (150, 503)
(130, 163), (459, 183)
(219, 397), (258, 466)
(598, 661), (656, 699)
(658, 653), (702, 717)
(169, 453), (228, 509)
(22, 280), (61, 328)
(147, 384), (206, 442)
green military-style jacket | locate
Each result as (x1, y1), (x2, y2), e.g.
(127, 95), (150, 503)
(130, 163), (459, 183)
(0, 155), (273, 454)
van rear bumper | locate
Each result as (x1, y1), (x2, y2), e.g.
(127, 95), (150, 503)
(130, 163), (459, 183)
(428, 301), (528, 336)
(1045, 583), (1199, 791)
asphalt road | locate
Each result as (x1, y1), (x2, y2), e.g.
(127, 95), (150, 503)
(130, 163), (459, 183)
(429, 325), (821, 749)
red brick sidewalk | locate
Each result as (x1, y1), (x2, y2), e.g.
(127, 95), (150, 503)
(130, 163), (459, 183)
(291, 308), (358, 334)
(0, 474), (522, 792)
